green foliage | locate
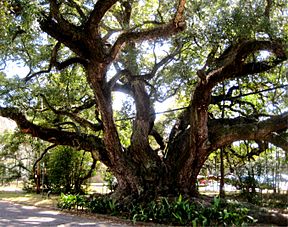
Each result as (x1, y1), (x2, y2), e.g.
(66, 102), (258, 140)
(0, 131), (44, 184)
(64, 193), (120, 216)
(0, 128), (97, 194)
(47, 146), (94, 194)
(58, 193), (256, 226)
(57, 193), (88, 210)
(88, 196), (119, 216)
(0, 0), (286, 153)
(0, 1), (287, 219)
(260, 193), (288, 209)
(128, 195), (256, 226)
(101, 169), (117, 191)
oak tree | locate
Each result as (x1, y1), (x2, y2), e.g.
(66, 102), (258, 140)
(0, 0), (287, 200)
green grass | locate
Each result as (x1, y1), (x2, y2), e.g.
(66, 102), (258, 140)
(0, 191), (59, 208)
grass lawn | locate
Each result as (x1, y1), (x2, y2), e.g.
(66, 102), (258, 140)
(0, 190), (59, 208)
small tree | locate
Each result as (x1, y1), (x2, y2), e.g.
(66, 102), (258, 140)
(47, 146), (96, 194)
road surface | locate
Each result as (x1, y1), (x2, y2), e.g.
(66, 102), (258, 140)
(0, 200), (134, 226)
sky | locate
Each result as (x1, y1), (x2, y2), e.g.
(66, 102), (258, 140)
(0, 116), (17, 133)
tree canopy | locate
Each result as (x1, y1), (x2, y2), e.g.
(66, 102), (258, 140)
(0, 0), (287, 199)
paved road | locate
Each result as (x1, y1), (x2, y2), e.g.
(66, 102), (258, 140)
(0, 201), (134, 226)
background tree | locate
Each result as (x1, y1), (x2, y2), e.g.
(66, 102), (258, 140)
(0, 0), (287, 201)
(47, 146), (97, 194)
(0, 130), (97, 193)
(0, 132), (41, 185)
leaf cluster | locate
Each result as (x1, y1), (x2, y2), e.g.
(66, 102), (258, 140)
(47, 146), (94, 194)
(58, 193), (256, 226)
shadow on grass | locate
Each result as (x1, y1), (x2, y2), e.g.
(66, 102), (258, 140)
(0, 190), (59, 208)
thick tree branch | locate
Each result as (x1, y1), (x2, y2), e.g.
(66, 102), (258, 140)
(109, 0), (186, 59)
(209, 112), (288, 151)
(217, 40), (286, 66)
(86, 0), (119, 37)
(40, 15), (88, 58)
(264, 0), (273, 19)
(25, 57), (88, 82)
(65, 114), (103, 132)
(71, 98), (96, 113)
(206, 40), (287, 88)
(0, 107), (108, 163)
(266, 132), (288, 152)
(54, 57), (88, 70)
(110, 24), (185, 60)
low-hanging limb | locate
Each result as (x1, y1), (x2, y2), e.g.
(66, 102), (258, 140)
(209, 112), (288, 151)
(0, 107), (109, 164)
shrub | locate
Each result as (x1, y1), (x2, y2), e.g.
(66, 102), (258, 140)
(57, 193), (88, 210)
(58, 193), (256, 226)
(47, 146), (95, 194)
(129, 195), (256, 226)
(88, 195), (119, 215)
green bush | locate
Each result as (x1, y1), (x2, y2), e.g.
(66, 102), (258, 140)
(57, 193), (88, 210)
(58, 193), (256, 226)
(47, 146), (94, 194)
(129, 195), (199, 225)
(88, 196), (119, 215)
(198, 197), (256, 226)
(129, 196), (256, 226)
